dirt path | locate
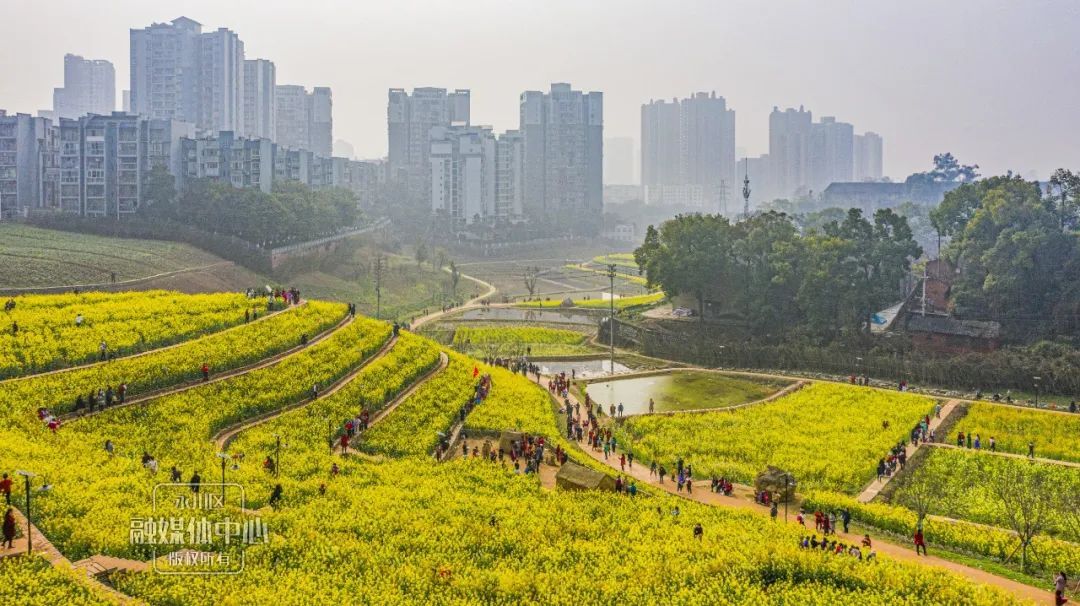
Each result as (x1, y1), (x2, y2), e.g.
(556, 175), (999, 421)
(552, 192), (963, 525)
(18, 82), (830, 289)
(60, 310), (351, 423)
(364, 352), (448, 430)
(10, 301), (300, 387)
(856, 399), (960, 503)
(0, 261), (236, 295)
(551, 380), (1050, 605)
(213, 334), (399, 451)
(411, 272), (497, 329)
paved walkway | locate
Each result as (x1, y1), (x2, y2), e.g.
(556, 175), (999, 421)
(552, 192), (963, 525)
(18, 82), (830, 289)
(213, 333), (399, 450)
(61, 308), (351, 423)
(0, 507), (144, 604)
(856, 399), (960, 503)
(550, 380), (1050, 605)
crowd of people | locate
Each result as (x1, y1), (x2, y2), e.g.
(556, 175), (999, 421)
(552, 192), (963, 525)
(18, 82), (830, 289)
(433, 371), (493, 460)
(799, 533), (877, 562)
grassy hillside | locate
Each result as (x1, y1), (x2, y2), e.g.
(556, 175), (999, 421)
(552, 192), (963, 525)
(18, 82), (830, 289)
(0, 224), (266, 292)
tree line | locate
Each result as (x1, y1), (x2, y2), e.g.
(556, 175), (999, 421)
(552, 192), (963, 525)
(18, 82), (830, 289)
(634, 208), (922, 342)
(141, 166), (362, 247)
(931, 172), (1080, 340)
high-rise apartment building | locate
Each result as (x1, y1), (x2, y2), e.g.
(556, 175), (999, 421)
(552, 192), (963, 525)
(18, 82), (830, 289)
(53, 54), (116, 120)
(197, 28), (245, 134)
(243, 59), (276, 140)
(641, 99), (681, 188)
(130, 17), (245, 134)
(519, 83), (603, 234)
(308, 87), (332, 157)
(641, 92), (734, 210)
(0, 112), (59, 217)
(387, 87), (470, 201)
(130, 17), (204, 126)
(768, 105), (813, 200)
(807, 116), (854, 194)
(604, 136), (635, 185)
(275, 85), (332, 156)
(495, 130), (525, 221)
(429, 125), (496, 225)
(275, 85), (309, 151)
(854, 132), (884, 181)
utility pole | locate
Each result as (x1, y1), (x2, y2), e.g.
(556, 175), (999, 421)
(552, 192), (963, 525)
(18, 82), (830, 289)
(374, 254), (384, 320)
(607, 264), (617, 376)
(216, 453), (228, 506)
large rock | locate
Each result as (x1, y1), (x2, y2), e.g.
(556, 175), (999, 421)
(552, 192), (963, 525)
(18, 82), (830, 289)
(754, 466), (797, 502)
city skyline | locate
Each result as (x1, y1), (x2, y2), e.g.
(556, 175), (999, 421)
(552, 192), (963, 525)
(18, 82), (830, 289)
(1, 0), (1078, 180)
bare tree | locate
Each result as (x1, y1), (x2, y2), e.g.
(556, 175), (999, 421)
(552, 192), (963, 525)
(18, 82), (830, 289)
(523, 266), (540, 297)
(896, 468), (946, 532)
(449, 261), (461, 297)
(989, 461), (1055, 572)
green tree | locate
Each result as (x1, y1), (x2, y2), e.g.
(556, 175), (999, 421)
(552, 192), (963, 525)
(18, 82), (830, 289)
(634, 214), (736, 322)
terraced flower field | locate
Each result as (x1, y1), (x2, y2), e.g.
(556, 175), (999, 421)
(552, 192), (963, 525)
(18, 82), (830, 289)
(0, 291), (1053, 605)
(954, 401), (1080, 463)
(0, 291), (262, 378)
(888, 446), (1080, 541)
(614, 383), (937, 493)
(451, 325), (595, 357)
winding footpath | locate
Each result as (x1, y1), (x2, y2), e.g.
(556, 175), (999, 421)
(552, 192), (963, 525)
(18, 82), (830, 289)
(548, 377), (1051, 605)
(2, 299), (297, 386)
(410, 272), (497, 330)
(212, 333), (399, 451)
(59, 309), (352, 423)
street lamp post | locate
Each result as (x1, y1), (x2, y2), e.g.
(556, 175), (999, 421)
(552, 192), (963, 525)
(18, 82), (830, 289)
(718, 345), (725, 369)
(274, 434), (282, 478)
(326, 417), (333, 454)
(15, 470), (34, 553)
(855, 357), (863, 383)
(215, 453), (228, 506)
(1033, 376), (1042, 408)
(607, 264), (617, 376)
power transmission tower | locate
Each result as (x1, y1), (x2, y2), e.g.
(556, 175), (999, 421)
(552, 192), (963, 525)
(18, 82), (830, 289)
(374, 254), (384, 320)
(741, 160), (751, 219)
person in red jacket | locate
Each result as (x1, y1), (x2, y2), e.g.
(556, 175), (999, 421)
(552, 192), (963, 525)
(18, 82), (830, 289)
(0, 474), (11, 506)
(339, 433), (350, 454)
(201, 362), (210, 382)
(914, 528), (927, 555)
(3, 507), (15, 548)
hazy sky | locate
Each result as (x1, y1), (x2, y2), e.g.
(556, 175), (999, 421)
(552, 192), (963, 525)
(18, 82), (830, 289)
(2, 0), (1078, 180)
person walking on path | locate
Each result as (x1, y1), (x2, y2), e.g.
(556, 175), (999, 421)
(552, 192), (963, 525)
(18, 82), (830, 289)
(0, 474), (10, 506)
(1054, 572), (1069, 605)
(1029, 441), (1036, 458)
(770, 501), (778, 521)
(269, 484), (283, 509)
(2, 507), (15, 549)
(201, 362), (210, 382)
(914, 528), (927, 556)
(841, 509), (851, 534)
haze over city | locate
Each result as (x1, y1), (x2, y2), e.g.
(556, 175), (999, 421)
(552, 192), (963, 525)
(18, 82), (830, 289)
(2, 0), (1078, 179)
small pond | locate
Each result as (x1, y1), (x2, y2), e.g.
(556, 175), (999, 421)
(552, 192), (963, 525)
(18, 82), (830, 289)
(540, 359), (632, 379)
(585, 371), (785, 415)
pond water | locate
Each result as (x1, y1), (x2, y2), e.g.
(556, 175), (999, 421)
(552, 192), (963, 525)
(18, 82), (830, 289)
(585, 372), (781, 415)
(540, 359), (631, 379)
(457, 307), (598, 325)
